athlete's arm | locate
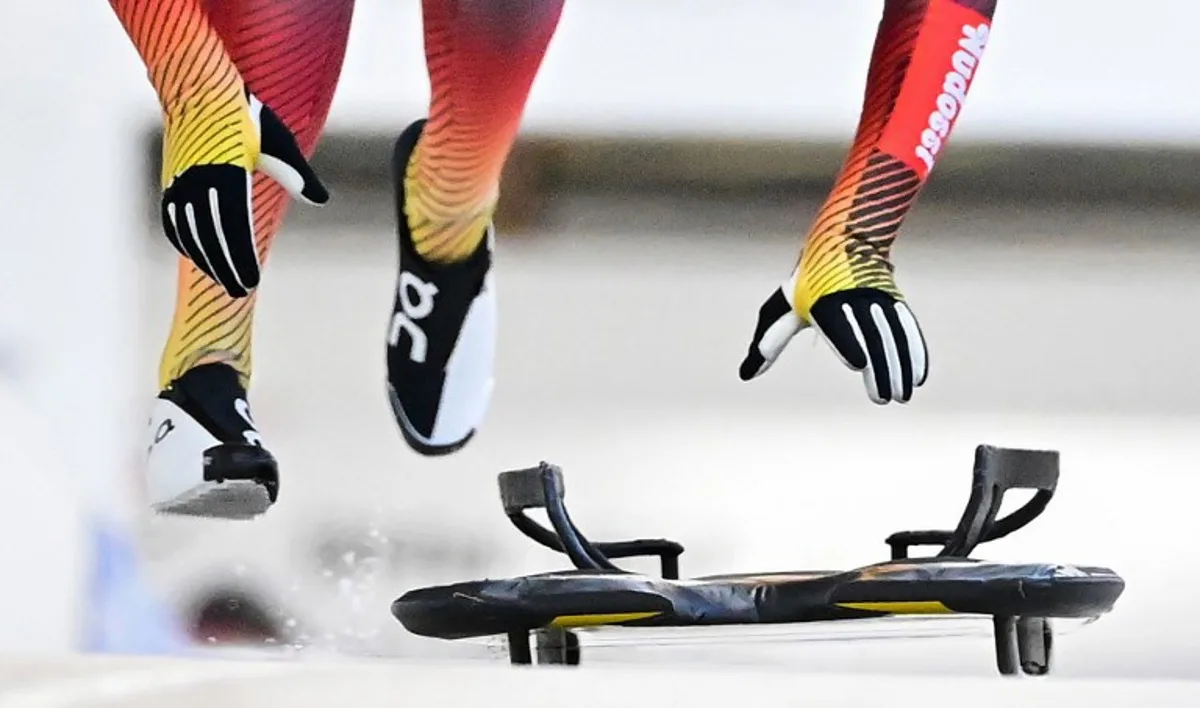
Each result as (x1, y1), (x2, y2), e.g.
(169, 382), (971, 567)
(740, 0), (996, 404)
(108, 0), (328, 298)
(109, 0), (250, 187)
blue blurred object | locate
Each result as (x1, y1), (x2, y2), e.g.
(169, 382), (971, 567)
(81, 519), (190, 655)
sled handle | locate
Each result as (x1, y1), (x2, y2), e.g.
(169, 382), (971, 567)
(886, 445), (1059, 560)
(498, 463), (684, 579)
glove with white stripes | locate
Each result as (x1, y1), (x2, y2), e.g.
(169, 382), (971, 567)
(159, 91), (328, 298)
(739, 267), (929, 405)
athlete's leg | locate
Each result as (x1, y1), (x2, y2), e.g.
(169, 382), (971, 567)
(147, 0), (355, 518)
(386, 0), (565, 455)
(404, 0), (565, 264)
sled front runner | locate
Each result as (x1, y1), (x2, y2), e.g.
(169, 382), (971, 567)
(392, 445), (1124, 676)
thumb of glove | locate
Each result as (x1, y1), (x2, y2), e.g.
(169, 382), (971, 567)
(250, 94), (330, 207)
(739, 285), (809, 381)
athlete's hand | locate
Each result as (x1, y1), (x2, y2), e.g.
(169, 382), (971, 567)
(159, 91), (328, 298)
(738, 263), (929, 405)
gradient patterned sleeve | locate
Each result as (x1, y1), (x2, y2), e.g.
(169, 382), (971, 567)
(109, 0), (254, 189)
(792, 0), (996, 315)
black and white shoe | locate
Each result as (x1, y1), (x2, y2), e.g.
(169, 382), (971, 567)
(386, 119), (497, 456)
(145, 363), (279, 519)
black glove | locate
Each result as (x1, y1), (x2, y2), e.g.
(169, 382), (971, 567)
(160, 92), (328, 298)
(740, 269), (929, 405)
